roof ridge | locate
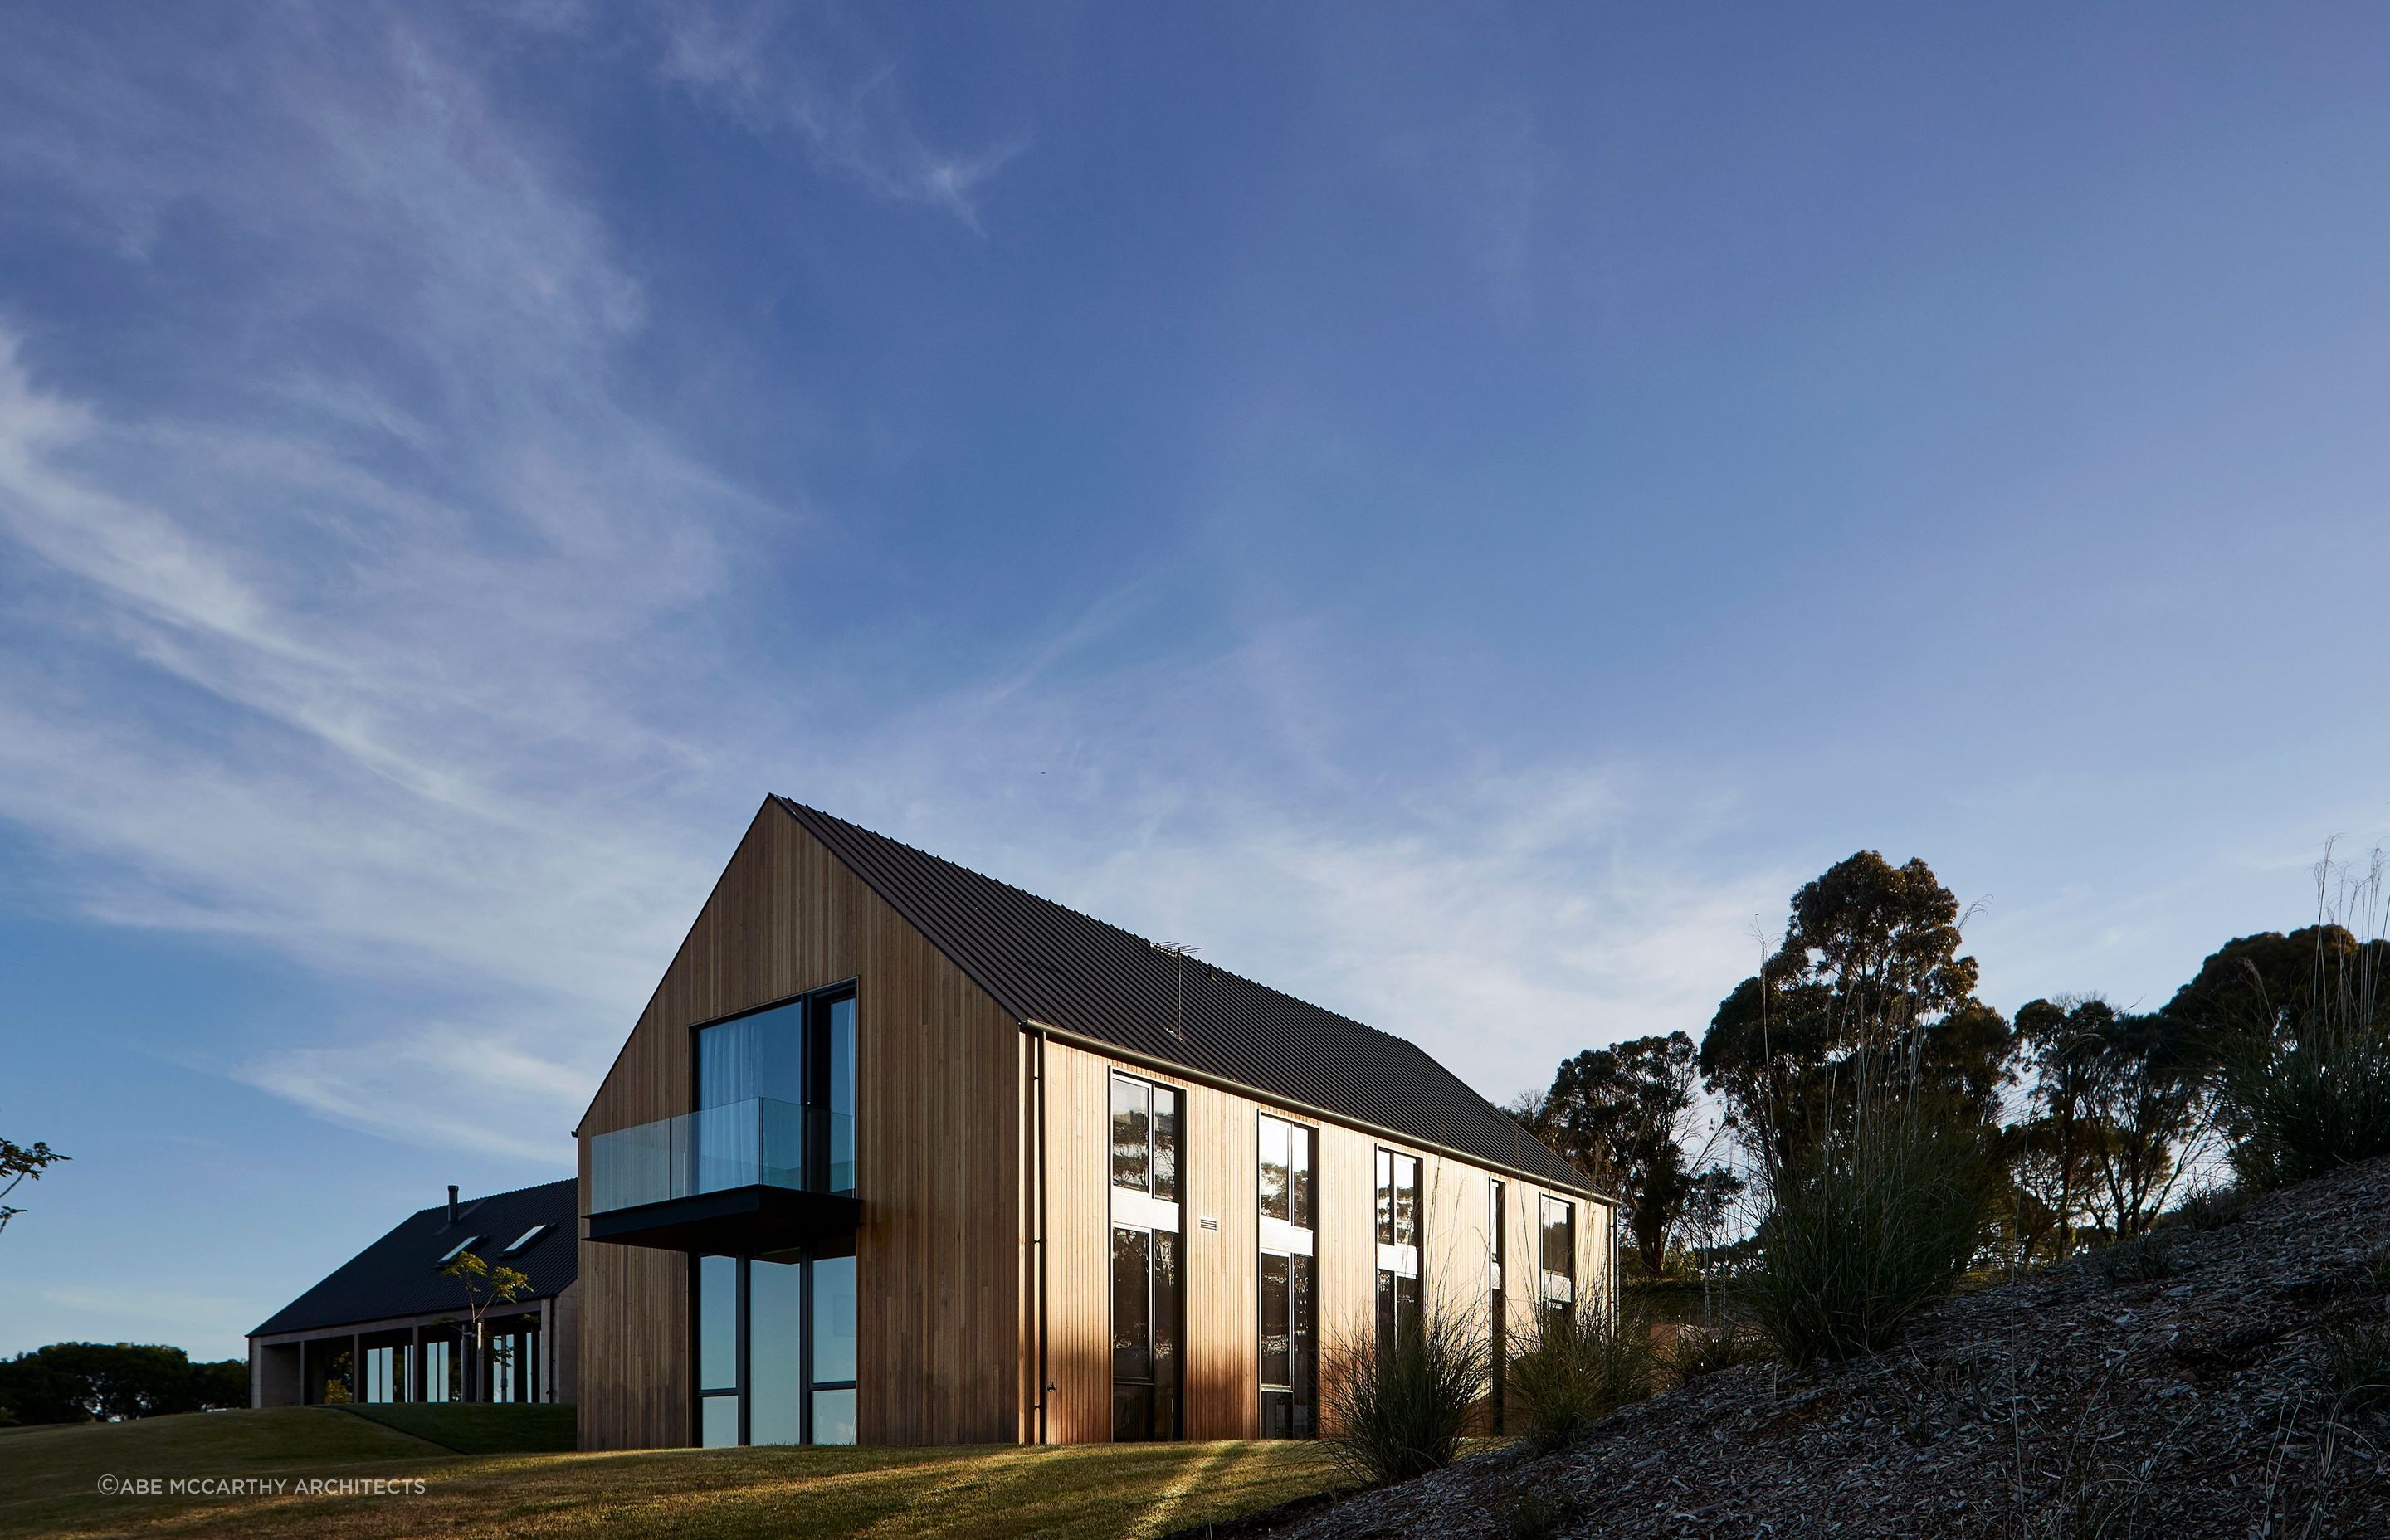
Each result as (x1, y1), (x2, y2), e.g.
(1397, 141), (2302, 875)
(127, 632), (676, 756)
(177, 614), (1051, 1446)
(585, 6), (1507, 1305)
(772, 795), (1593, 1196)
(774, 797), (1436, 1059)
(402, 1175), (576, 1222)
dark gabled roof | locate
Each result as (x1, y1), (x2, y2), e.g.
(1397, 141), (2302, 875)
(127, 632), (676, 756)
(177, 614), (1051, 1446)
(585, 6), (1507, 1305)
(776, 799), (1597, 1197)
(250, 1179), (577, 1338)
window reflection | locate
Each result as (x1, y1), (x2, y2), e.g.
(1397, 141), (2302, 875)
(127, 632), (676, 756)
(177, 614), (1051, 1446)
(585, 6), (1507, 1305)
(814, 1255), (856, 1384)
(1151, 1086), (1178, 1201)
(1542, 1197), (1574, 1286)
(1260, 1252), (1291, 1385)
(1112, 1226), (1150, 1382)
(747, 1258), (804, 1446)
(812, 1388), (856, 1446)
(698, 1255), (738, 1394)
(1260, 1116), (1290, 1222)
(1111, 1079), (1149, 1192)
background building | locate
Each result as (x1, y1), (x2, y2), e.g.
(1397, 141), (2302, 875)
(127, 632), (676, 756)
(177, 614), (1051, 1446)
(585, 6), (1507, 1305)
(250, 1178), (578, 1410)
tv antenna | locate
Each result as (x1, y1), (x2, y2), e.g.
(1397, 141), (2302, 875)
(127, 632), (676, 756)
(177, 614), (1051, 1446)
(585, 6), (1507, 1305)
(1150, 940), (1200, 1042)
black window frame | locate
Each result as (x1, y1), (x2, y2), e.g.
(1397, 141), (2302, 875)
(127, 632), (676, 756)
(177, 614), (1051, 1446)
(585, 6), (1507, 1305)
(1108, 1070), (1184, 1442)
(690, 1246), (856, 1447)
(1110, 1073), (1180, 1202)
(1487, 1177), (1506, 1432)
(1256, 1112), (1319, 1440)
(1540, 1195), (1576, 1306)
(686, 981), (858, 1196)
(1373, 1147), (1423, 1349)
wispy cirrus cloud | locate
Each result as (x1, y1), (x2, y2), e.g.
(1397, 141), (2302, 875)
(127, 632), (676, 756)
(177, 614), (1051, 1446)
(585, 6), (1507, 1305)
(652, 3), (1026, 229)
(0, 3), (1774, 1173)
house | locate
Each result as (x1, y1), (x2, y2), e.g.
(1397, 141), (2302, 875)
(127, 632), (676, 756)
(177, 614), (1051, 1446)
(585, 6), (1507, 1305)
(250, 1178), (578, 1409)
(576, 798), (1612, 1450)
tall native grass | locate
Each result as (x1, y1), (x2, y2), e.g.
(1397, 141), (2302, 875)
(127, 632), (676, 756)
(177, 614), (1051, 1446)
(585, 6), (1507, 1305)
(1505, 1294), (1657, 1452)
(2219, 849), (2390, 1191)
(1319, 1291), (1487, 1487)
(1743, 1064), (2000, 1366)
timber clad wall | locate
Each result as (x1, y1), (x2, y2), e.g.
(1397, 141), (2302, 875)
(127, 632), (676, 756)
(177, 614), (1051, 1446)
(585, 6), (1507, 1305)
(1038, 1040), (1611, 1442)
(577, 806), (1021, 1450)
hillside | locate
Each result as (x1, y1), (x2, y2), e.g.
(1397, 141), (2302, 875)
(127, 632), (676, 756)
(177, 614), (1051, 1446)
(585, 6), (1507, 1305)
(1278, 1157), (2390, 1538)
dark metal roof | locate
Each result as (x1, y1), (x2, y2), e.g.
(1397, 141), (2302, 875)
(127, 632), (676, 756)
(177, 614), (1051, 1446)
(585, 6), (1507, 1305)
(250, 1179), (578, 1338)
(776, 798), (1597, 1196)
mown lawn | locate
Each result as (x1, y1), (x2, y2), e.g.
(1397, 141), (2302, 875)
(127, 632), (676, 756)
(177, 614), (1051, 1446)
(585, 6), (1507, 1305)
(341, 1402), (579, 1454)
(0, 1407), (1344, 1540)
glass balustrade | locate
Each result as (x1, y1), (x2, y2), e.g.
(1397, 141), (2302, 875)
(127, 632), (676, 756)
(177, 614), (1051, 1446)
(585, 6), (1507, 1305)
(590, 1098), (854, 1214)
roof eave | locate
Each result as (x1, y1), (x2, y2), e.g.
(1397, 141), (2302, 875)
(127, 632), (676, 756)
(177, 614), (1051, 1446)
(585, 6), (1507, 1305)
(1022, 1017), (1612, 1202)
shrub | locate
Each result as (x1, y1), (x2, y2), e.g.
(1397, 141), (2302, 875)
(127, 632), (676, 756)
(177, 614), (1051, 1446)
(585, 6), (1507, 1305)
(2095, 1231), (2177, 1287)
(2220, 1021), (2390, 1191)
(1504, 1294), (1656, 1452)
(1661, 1313), (1772, 1386)
(1319, 1293), (1487, 1486)
(1743, 1083), (1998, 1366)
(2324, 1314), (2390, 1414)
(2163, 1182), (2251, 1232)
(1505, 1489), (1583, 1540)
(2217, 849), (2390, 1190)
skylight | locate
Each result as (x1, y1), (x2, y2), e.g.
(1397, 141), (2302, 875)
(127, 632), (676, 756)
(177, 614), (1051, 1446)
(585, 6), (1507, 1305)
(436, 1235), (479, 1265)
(504, 1224), (548, 1254)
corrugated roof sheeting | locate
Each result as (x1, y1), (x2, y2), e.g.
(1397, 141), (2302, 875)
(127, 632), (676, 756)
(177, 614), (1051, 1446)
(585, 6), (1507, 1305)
(251, 1178), (578, 1337)
(776, 799), (1594, 1196)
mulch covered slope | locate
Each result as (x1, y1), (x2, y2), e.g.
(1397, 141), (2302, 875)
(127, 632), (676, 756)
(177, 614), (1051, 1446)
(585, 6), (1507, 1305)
(1275, 1157), (2390, 1539)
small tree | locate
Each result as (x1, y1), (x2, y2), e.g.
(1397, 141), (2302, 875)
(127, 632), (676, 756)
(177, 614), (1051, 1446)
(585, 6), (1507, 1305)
(0, 1133), (68, 1238)
(1538, 1033), (1702, 1278)
(2011, 997), (2114, 1260)
(438, 1250), (530, 1404)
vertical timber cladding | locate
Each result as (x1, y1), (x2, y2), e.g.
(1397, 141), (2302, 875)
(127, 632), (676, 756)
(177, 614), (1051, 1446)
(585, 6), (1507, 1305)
(1042, 1040), (1607, 1443)
(575, 802), (1022, 1450)
(1041, 1045), (1266, 1440)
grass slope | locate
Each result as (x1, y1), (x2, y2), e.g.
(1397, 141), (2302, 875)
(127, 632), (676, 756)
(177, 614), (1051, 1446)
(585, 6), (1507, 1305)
(341, 1402), (578, 1454)
(0, 1407), (1339, 1540)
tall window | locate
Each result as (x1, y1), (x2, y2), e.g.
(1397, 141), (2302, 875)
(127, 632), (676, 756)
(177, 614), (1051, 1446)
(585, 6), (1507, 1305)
(1540, 1196), (1576, 1309)
(363, 1344), (401, 1404)
(487, 1330), (520, 1404)
(688, 982), (861, 1449)
(1374, 1149), (1422, 1347)
(1487, 1178), (1506, 1432)
(695, 1245), (857, 1447)
(423, 1338), (455, 1404)
(1110, 1073), (1182, 1441)
(1257, 1114), (1316, 1438)
(695, 987), (856, 1196)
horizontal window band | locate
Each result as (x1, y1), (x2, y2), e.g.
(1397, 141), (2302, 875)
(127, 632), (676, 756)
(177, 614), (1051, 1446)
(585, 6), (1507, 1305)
(1259, 1216), (1314, 1255)
(1112, 1188), (1181, 1233)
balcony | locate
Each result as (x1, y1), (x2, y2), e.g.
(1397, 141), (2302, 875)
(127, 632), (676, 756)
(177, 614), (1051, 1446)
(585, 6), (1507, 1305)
(587, 1098), (858, 1253)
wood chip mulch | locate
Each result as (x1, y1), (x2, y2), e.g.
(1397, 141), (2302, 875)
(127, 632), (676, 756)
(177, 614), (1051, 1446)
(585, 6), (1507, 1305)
(1268, 1157), (2390, 1540)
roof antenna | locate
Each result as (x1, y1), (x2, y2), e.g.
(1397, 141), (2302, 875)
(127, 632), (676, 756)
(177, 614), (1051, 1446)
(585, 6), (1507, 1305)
(1150, 941), (1199, 1044)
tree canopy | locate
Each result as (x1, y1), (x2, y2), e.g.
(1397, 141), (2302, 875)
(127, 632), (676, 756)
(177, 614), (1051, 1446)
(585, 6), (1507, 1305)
(0, 1343), (246, 1425)
(0, 1132), (68, 1237)
(1535, 1031), (1702, 1274)
(1699, 851), (2012, 1164)
(2159, 924), (2390, 1043)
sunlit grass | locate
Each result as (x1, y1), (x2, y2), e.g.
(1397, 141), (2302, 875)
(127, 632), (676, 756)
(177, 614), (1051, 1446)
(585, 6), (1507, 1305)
(0, 1408), (1343, 1540)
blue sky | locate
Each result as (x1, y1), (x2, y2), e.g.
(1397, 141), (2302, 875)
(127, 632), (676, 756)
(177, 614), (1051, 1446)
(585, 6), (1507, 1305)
(5, 3), (2389, 1362)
